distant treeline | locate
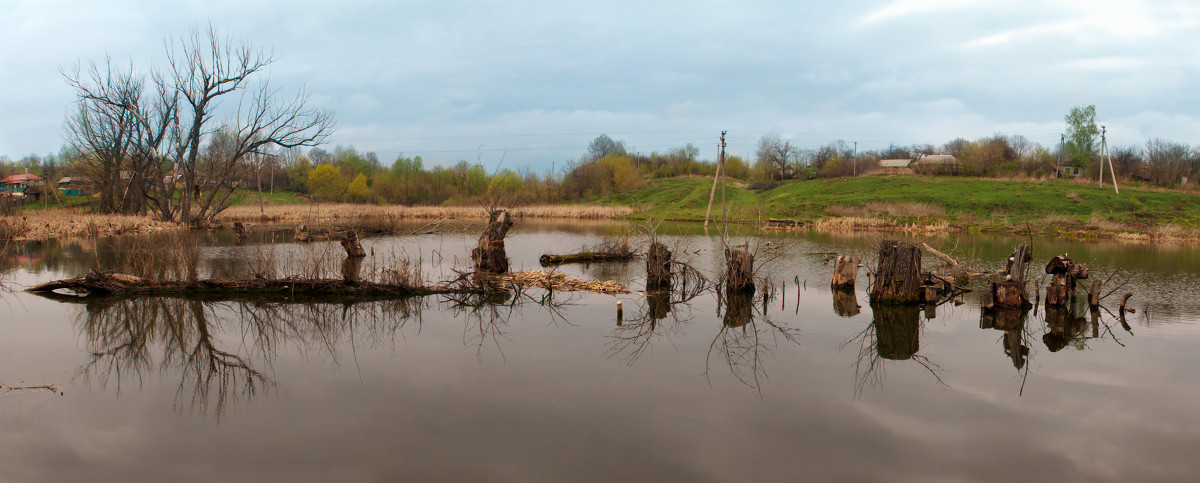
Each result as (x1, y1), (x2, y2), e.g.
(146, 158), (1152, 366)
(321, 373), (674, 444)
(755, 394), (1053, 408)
(6, 125), (1200, 207)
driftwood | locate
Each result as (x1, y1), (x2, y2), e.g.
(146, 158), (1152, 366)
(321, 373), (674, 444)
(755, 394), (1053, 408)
(724, 247), (755, 294)
(27, 269), (473, 298)
(539, 251), (634, 266)
(341, 230), (366, 258)
(1045, 254), (1088, 307)
(472, 210), (514, 274)
(831, 256), (860, 289)
(870, 240), (923, 304)
(646, 242), (673, 291)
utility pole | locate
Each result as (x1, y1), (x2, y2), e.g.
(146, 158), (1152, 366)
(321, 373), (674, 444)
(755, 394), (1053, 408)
(1098, 126), (1118, 194)
(853, 141), (857, 177)
(1059, 134), (1065, 177)
(704, 131), (727, 228)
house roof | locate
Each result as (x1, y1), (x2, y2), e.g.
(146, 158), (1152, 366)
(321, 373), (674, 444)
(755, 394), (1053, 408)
(913, 154), (960, 166)
(879, 159), (914, 168)
(0, 173), (44, 184)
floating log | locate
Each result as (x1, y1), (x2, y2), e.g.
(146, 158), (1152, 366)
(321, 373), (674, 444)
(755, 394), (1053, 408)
(472, 210), (514, 274)
(1044, 254), (1088, 307)
(869, 240), (923, 304)
(539, 251), (634, 266)
(646, 242), (673, 291)
(341, 230), (366, 258)
(724, 247), (755, 294)
(831, 256), (860, 290)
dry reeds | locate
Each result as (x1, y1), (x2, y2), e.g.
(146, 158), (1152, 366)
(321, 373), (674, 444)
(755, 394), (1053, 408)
(1, 211), (176, 241)
(219, 203), (632, 228)
(824, 201), (946, 218)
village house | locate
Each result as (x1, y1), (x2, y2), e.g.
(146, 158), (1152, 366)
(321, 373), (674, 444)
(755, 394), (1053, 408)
(0, 173), (46, 201)
(877, 154), (962, 175)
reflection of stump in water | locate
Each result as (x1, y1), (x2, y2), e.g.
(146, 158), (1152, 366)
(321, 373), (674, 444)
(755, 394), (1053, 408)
(832, 288), (861, 317)
(472, 210), (514, 274)
(869, 240), (923, 304)
(723, 292), (754, 328)
(341, 256), (363, 283)
(1043, 306), (1088, 352)
(646, 242), (672, 291)
(647, 292), (671, 320)
(980, 309), (1028, 369)
(872, 303), (920, 360)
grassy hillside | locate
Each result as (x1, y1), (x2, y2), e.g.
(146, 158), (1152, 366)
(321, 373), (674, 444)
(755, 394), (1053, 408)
(601, 176), (1200, 235)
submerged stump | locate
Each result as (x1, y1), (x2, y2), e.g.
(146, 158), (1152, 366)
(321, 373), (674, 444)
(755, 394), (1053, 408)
(831, 256), (860, 290)
(982, 242), (1033, 310)
(646, 242), (673, 291)
(1045, 254), (1088, 307)
(869, 240), (923, 304)
(724, 247), (755, 294)
(472, 210), (514, 275)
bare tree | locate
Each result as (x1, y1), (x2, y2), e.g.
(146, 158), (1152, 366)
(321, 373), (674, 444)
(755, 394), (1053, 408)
(755, 134), (801, 180)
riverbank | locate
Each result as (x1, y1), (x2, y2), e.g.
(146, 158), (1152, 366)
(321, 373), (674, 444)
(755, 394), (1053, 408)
(4, 176), (1200, 242)
(602, 175), (1200, 241)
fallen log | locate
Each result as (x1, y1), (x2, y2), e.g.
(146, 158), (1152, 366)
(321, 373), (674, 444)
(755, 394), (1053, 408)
(539, 251), (635, 266)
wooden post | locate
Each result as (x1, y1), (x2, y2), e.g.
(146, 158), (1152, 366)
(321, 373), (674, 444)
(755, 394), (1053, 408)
(869, 240), (923, 304)
(831, 255), (860, 289)
(646, 242), (673, 291)
(472, 210), (514, 274)
(1088, 280), (1102, 308)
(341, 230), (366, 258)
(724, 246), (755, 294)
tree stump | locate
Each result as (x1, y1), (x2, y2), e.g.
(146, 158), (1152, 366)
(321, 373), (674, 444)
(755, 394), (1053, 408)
(724, 247), (755, 294)
(341, 256), (363, 283)
(646, 242), (673, 291)
(869, 240), (923, 304)
(831, 256), (860, 290)
(294, 224), (312, 243)
(1088, 280), (1102, 308)
(232, 222), (248, 242)
(472, 210), (514, 274)
(1044, 254), (1087, 307)
(341, 230), (366, 258)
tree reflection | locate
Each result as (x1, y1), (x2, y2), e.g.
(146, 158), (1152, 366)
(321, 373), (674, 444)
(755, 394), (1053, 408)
(705, 291), (802, 393)
(72, 294), (425, 419)
(606, 292), (693, 364)
(980, 309), (1031, 370)
(844, 302), (945, 397)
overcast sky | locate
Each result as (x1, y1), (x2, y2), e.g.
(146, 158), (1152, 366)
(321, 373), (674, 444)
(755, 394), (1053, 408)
(3, 0), (1199, 169)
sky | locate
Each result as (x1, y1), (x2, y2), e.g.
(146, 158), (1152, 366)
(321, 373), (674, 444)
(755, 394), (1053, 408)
(2, 0), (1200, 170)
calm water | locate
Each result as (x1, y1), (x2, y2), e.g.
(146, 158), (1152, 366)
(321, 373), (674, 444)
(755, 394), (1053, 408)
(3, 221), (1200, 482)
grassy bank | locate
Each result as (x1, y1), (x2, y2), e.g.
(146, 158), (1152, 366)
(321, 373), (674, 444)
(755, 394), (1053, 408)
(601, 175), (1200, 239)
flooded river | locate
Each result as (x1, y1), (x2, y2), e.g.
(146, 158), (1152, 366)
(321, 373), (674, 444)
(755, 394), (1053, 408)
(3, 221), (1200, 481)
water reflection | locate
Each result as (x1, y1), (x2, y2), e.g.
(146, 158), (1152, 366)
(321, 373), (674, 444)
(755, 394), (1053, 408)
(706, 291), (802, 392)
(68, 294), (426, 419)
(832, 288), (861, 317)
(845, 303), (945, 396)
(606, 292), (692, 363)
(979, 309), (1031, 370)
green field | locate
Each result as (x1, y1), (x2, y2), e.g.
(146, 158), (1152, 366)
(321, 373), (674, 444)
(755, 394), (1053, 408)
(601, 176), (1200, 235)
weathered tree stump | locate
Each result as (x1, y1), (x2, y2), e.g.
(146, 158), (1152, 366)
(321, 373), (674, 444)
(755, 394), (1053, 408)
(341, 230), (366, 258)
(724, 247), (755, 294)
(831, 256), (860, 290)
(869, 240), (923, 304)
(472, 210), (514, 274)
(341, 256), (363, 283)
(646, 242), (673, 291)
(1044, 254), (1088, 307)
(294, 224), (312, 243)
(232, 222), (248, 242)
(981, 243), (1033, 310)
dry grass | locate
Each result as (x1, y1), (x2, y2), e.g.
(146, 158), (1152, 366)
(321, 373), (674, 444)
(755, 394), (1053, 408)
(1, 211), (177, 241)
(219, 203), (632, 227)
(810, 216), (957, 234)
(824, 201), (946, 218)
